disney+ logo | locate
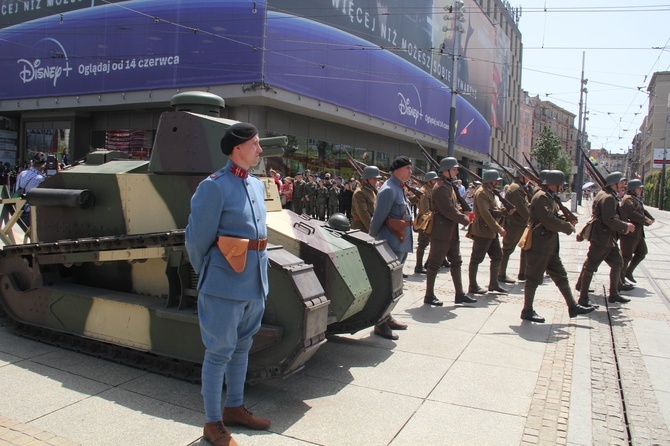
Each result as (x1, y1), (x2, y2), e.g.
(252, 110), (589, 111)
(17, 38), (73, 87)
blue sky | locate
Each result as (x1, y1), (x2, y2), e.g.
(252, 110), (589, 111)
(514, 1), (670, 153)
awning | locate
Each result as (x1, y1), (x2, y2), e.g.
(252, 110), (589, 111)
(582, 181), (595, 190)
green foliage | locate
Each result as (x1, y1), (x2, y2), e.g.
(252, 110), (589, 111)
(531, 127), (562, 170)
(532, 126), (572, 191)
(643, 170), (670, 210)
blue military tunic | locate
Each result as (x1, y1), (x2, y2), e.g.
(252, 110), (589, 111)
(369, 175), (413, 255)
(185, 160), (269, 300)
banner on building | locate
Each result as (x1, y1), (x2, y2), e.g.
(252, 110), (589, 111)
(653, 148), (670, 168)
(0, 0), (493, 153)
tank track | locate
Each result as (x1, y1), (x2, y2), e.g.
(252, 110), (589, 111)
(0, 304), (203, 382)
(0, 230), (203, 382)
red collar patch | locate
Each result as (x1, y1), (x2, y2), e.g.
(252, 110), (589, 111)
(229, 163), (249, 179)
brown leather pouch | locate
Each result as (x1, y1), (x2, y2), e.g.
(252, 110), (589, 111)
(386, 217), (409, 242)
(216, 236), (249, 273)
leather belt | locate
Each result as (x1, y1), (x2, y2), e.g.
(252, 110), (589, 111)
(247, 238), (268, 250)
(214, 237), (268, 251)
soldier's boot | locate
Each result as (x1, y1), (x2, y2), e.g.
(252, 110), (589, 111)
(414, 248), (427, 274)
(625, 255), (644, 283)
(577, 270), (595, 307)
(609, 267), (631, 303)
(497, 252), (516, 284)
(558, 281), (596, 317)
(453, 268), (476, 303)
(468, 263), (487, 294)
(521, 281), (544, 323)
(488, 261), (508, 293)
(423, 271), (442, 306)
(575, 268), (594, 293)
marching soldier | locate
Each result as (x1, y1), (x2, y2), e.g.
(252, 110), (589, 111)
(619, 179), (654, 284)
(423, 157), (474, 306)
(414, 171), (439, 274)
(351, 166), (381, 232)
(520, 170), (595, 323)
(499, 169), (531, 283)
(576, 171), (635, 306)
(467, 170), (512, 295)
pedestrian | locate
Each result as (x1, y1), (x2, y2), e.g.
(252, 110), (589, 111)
(619, 179), (654, 284)
(575, 171), (635, 307)
(422, 157), (474, 306)
(185, 122), (271, 446)
(467, 170), (512, 295)
(340, 178), (355, 219)
(520, 170), (596, 323)
(498, 169), (531, 283)
(292, 172), (306, 214)
(14, 152), (47, 228)
(351, 166), (381, 232)
(413, 170), (438, 275)
(369, 156), (414, 339)
(280, 176), (293, 209)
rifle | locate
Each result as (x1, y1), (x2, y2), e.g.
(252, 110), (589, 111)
(415, 140), (471, 212)
(458, 164), (516, 213)
(344, 149), (365, 177)
(522, 152), (541, 177)
(577, 145), (606, 188)
(503, 149), (578, 224)
(489, 154), (533, 202)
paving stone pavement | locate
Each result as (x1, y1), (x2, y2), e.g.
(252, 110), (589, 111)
(2, 202), (670, 445)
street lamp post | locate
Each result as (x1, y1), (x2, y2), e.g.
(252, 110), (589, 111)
(575, 52), (587, 205)
(445, 0), (465, 158)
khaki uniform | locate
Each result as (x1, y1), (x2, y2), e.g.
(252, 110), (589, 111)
(499, 181), (530, 280)
(351, 182), (377, 233)
(425, 178), (470, 297)
(468, 185), (504, 291)
(292, 179), (306, 214)
(414, 182), (434, 270)
(619, 191), (653, 282)
(523, 189), (577, 311)
(576, 188), (629, 301)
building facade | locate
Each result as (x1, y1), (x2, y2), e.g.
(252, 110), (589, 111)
(640, 72), (670, 176)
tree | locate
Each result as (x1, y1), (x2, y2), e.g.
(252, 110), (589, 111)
(531, 126), (562, 170)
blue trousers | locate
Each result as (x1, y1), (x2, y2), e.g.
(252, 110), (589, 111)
(198, 293), (265, 423)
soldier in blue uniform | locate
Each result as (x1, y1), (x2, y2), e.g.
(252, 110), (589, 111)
(369, 156), (414, 339)
(186, 123), (270, 446)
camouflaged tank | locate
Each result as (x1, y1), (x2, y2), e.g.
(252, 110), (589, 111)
(0, 91), (402, 382)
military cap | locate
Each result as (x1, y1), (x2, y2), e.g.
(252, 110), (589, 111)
(438, 157), (458, 173)
(604, 171), (624, 187)
(543, 170), (565, 186)
(424, 171), (438, 182)
(627, 179), (644, 191)
(361, 166), (382, 180)
(482, 169), (502, 183)
(220, 122), (258, 156)
(389, 156), (411, 171)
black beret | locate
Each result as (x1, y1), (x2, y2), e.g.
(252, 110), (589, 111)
(32, 152), (47, 165)
(389, 156), (411, 171)
(220, 123), (259, 156)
